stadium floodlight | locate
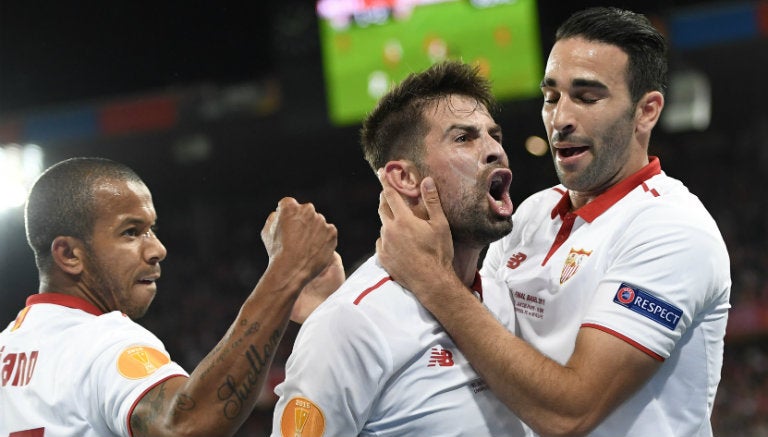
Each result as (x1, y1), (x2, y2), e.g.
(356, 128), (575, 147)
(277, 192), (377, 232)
(0, 144), (44, 212)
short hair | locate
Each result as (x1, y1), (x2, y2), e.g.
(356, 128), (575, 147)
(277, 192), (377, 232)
(25, 157), (144, 271)
(555, 7), (668, 103)
(360, 60), (498, 171)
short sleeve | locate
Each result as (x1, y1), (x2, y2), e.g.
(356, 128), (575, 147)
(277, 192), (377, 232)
(583, 212), (730, 359)
(86, 314), (188, 436)
(271, 302), (391, 437)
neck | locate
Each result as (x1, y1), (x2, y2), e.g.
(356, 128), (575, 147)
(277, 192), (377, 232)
(452, 244), (482, 287)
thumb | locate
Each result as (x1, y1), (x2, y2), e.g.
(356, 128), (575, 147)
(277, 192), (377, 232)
(420, 177), (447, 224)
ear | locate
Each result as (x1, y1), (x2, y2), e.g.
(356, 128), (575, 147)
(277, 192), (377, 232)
(381, 160), (422, 201)
(51, 236), (85, 275)
(635, 90), (664, 135)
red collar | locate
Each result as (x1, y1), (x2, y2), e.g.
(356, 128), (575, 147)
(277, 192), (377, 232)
(551, 156), (662, 223)
(471, 271), (483, 301)
(26, 293), (104, 316)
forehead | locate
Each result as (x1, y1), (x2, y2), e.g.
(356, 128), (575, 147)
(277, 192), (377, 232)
(422, 95), (492, 126)
(545, 37), (629, 89)
(91, 178), (155, 224)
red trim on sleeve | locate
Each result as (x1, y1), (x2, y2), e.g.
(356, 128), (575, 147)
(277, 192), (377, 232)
(26, 293), (104, 316)
(581, 323), (665, 362)
(353, 277), (392, 305)
(126, 374), (188, 437)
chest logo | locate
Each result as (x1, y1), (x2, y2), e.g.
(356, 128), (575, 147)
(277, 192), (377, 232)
(560, 248), (592, 284)
(427, 346), (455, 367)
(506, 252), (528, 269)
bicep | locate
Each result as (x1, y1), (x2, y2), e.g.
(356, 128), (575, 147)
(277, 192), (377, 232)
(129, 376), (189, 437)
(566, 326), (660, 424)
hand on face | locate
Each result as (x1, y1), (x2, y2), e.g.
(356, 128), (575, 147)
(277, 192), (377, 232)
(376, 170), (454, 291)
(261, 197), (338, 285)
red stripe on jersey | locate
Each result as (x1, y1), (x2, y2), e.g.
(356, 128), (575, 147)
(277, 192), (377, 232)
(353, 276), (392, 305)
(641, 182), (660, 197)
(582, 323), (664, 361)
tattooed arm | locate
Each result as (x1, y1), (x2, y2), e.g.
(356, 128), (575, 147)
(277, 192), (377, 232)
(130, 197), (340, 437)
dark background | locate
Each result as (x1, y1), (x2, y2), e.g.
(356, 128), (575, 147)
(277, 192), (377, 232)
(2, 1), (767, 435)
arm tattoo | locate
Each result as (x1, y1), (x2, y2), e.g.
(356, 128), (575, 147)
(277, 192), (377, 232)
(130, 381), (168, 435)
(216, 328), (281, 419)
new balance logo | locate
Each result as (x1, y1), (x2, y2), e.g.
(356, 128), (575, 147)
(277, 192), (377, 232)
(506, 252), (527, 269)
(428, 347), (454, 367)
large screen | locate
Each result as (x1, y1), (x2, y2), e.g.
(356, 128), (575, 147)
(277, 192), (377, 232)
(317, 0), (543, 125)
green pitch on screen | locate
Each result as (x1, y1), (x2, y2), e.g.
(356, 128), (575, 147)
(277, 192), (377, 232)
(318, 0), (543, 126)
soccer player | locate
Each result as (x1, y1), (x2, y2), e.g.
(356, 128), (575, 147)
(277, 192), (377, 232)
(0, 157), (343, 437)
(377, 7), (731, 437)
(270, 61), (525, 436)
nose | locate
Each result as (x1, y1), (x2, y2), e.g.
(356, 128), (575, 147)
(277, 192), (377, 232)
(483, 133), (508, 166)
(549, 98), (577, 137)
(144, 231), (167, 264)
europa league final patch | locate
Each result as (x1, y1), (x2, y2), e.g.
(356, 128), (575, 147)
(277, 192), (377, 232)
(281, 396), (326, 437)
(117, 345), (171, 379)
(613, 283), (683, 330)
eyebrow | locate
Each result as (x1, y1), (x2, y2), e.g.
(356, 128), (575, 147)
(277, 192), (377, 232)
(445, 123), (502, 138)
(540, 77), (608, 91)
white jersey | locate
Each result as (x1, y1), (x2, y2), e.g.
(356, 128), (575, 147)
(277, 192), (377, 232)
(0, 293), (188, 437)
(482, 157), (731, 437)
(271, 255), (524, 437)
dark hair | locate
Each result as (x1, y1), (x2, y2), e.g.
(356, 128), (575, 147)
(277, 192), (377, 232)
(556, 7), (668, 102)
(360, 60), (498, 171)
(25, 157), (144, 271)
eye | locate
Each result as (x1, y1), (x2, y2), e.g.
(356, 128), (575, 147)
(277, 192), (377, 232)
(122, 228), (140, 237)
(542, 91), (558, 104)
(578, 96), (599, 104)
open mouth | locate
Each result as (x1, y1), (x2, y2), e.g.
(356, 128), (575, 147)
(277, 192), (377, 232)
(558, 146), (589, 158)
(487, 168), (514, 217)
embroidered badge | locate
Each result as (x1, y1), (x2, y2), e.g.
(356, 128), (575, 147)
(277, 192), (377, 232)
(560, 248), (592, 284)
(613, 283), (683, 330)
(280, 396), (325, 437)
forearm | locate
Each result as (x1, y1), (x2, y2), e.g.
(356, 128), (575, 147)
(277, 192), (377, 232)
(415, 274), (613, 437)
(133, 258), (308, 437)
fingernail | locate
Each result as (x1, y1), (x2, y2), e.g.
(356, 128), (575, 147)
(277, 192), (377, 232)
(423, 177), (435, 191)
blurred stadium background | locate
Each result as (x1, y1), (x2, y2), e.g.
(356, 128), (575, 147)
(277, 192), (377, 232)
(2, 1), (766, 435)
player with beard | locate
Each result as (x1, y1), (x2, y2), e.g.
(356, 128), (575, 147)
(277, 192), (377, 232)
(270, 61), (524, 437)
(377, 7), (731, 437)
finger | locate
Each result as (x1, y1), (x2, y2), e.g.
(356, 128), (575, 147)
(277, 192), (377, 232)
(420, 177), (448, 226)
(378, 191), (394, 222)
(378, 168), (411, 218)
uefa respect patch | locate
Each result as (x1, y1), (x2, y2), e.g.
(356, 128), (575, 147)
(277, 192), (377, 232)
(613, 283), (683, 330)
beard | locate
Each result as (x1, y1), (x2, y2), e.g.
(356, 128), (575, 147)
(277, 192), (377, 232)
(442, 179), (513, 248)
(554, 109), (635, 193)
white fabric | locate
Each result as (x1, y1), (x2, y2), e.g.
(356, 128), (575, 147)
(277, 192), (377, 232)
(0, 295), (188, 437)
(482, 162), (731, 437)
(271, 255), (524, 437)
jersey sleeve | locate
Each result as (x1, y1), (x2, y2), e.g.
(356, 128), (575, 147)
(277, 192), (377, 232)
(87, 313), (188, 436)
(582, 209), (731, 360)
(271, 301), (391, 437)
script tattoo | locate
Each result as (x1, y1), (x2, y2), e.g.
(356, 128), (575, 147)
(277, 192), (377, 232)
(200, 320), (261, 380)
(216, 328), (281, 419)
